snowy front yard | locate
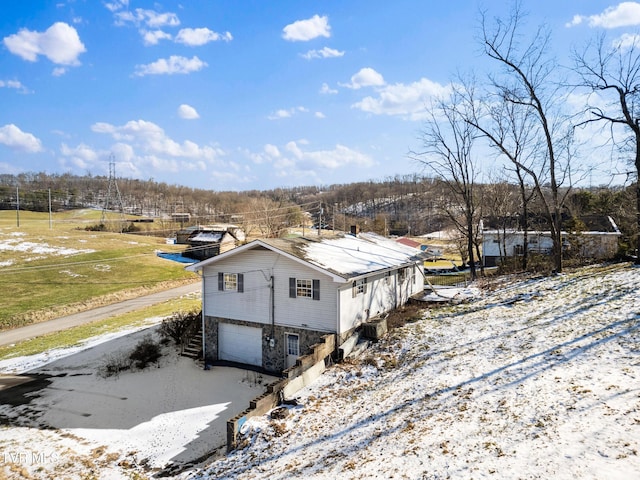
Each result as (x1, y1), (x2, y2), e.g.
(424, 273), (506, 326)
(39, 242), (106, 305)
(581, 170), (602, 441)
(197, 263), (640, 480)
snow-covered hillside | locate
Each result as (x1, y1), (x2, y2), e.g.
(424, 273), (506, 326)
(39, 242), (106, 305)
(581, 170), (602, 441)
(195, 263), (640, 480)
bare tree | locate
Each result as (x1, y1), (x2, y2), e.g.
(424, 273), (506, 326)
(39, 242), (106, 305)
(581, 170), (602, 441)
(573, 35), (640, 263)
(469, 89), (540, 270)
(476, 3), (576, 273)
(411, 84), (479, 280)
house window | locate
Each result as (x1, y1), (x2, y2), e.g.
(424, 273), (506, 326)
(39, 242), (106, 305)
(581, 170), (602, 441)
(296, 279), (312, 298)
(286, 334), (299, 356)
(224, 273), (238, 291)
(289, 277), (320, 300)
(398, 267), (408, 282)
(218, 272), (244, 292)
(352, 278), (367, 297)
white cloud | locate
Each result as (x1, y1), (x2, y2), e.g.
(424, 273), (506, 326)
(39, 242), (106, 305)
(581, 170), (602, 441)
(613, 32), (640, 49)
(175, 28), (232, 46)
(264, 144), (280, 158)
(565, 15), (585, 28)
(268, 106), (308, 120)
(134, 55), (207, 76)
(52, 67), (66, 77)
(91, 119), (222, 161)
(104, 0), (129, 13)
(352, 77), (453, 120)
(246, 144), (281, 165)
(567, 2), (640, 28)
(341, 67), (385, 89)
(3, 22), (86, 65)
(319, 82), (338, 94)
(315, 111), (326, 119)
(178, 104), (200, 119)
(0, 80), (29, 93)
(115, 8), (180, 28)
(141, 29), (172, 46)
(60, 142), (99, 169)
(301, 46), (344, 60)
(282, 14), (331, 42)
(269, 109), (292, 119)
(0, 124), (43, 153)
(273, 141), (374, 175)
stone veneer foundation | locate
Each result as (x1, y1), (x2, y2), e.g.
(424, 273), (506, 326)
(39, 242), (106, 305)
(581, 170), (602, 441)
(203, 315), (333, 374)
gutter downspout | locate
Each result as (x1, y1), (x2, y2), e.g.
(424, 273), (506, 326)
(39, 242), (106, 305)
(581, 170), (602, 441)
(270, 275), (275, 342)
(336, 284), (341, 347)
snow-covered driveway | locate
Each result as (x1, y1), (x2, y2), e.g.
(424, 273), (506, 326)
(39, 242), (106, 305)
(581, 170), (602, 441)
(0, 324), (275, 478)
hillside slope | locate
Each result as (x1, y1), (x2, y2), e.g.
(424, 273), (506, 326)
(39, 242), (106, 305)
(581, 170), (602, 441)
(196, 264), (640, 480)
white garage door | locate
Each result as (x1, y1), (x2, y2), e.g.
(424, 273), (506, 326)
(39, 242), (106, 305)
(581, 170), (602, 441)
(218, 323), (263, 367)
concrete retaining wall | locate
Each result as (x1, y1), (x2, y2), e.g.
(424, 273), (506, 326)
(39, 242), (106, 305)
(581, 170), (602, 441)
(226, 334), (335, 451)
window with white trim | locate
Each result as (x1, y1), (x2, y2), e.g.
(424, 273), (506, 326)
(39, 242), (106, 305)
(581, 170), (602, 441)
(296, 279), (312, 298)
(224, 273), (238, 291)
(289, 277), (320, 300)
(352, 278), (367, 297)
(218, 272), (244, 292)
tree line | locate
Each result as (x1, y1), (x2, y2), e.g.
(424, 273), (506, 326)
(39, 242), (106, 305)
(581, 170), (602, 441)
(0, 171), (635, 258)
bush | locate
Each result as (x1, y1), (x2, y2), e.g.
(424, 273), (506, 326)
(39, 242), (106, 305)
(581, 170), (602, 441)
(159, 310), (201, 347)
(128, 335), (162, 369)
(84, 223), (106, 232)
(98, 352), (131, 378)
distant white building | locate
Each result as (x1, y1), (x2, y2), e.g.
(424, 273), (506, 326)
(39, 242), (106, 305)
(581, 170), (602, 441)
(481, 215), (621, 267)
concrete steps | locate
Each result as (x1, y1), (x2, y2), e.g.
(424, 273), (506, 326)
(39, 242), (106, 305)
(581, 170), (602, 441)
(181, 326), (203, 360)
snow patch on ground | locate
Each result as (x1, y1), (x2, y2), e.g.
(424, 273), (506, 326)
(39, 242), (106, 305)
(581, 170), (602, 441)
(0, 236), (94, 258)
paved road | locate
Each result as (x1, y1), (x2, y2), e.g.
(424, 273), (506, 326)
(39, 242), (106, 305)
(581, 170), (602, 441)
(0, 282), (201, 348)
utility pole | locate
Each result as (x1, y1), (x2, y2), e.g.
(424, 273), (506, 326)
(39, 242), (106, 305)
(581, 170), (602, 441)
(318, 203), (322, 237)
(333, 203), (337, 232)
(16, 186), (19, 228)
(48, 189), (52, 230)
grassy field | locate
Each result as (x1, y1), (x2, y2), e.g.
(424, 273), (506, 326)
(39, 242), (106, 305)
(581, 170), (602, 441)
(0, 295), (201, 360)
(0, 209), (197, 330)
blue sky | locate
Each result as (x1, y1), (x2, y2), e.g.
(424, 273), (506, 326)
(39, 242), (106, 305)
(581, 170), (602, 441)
(0, 1), (635, 191)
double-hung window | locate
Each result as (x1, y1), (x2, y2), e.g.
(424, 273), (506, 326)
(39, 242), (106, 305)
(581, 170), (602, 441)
(289, 278), (320, 300)
(296, 279), (312, 298)
(218, 272), (244, 292)
(352, 278), (367, 297)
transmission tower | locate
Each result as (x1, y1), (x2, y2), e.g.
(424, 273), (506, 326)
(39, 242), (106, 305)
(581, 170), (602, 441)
(101, 154), (126, 227)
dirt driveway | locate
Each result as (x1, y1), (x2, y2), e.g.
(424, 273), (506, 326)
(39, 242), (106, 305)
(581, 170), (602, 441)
(0, 325), (276, 478)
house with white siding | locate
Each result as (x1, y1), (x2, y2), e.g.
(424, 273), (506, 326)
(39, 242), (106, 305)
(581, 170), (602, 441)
(186, 232), (426, 373)
(481, 214), (621, 267)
